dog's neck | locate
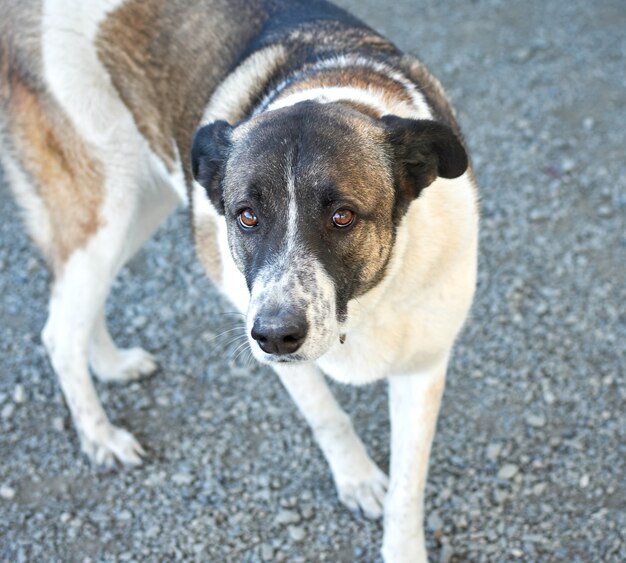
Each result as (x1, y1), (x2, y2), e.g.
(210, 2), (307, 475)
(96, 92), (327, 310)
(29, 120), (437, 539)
(257, 55), (433, 120)
(200, 51), (432, 127)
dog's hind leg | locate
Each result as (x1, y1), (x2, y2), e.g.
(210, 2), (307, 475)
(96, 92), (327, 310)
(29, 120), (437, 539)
(88, 175), (180, 384)
(43, 225), (146, 467)
(274, 363), (389, 520)
(42, 164), (179, 467)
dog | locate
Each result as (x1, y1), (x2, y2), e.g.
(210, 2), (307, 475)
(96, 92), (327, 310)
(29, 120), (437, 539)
(0, 0), (478, 560)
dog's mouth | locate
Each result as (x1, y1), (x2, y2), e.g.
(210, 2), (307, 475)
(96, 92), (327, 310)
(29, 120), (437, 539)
(256, 351), (307, 364)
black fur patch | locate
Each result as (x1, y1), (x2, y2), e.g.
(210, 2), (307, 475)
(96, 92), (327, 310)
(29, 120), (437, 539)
(191, 121), (233, 214)
(383, 115), (468, 210)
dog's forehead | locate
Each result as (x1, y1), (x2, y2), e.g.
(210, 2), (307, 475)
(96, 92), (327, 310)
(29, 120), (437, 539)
(226, 103), (394, 208)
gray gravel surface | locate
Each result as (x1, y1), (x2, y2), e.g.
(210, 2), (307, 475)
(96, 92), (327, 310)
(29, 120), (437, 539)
(1, 0), (625, 561)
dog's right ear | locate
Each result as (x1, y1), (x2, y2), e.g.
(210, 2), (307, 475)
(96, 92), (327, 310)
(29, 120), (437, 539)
(191, 121), (233, 215)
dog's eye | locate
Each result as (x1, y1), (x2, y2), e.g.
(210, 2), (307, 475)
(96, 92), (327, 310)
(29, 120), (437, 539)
(332, 209), (355, 228)
(238, 208), (258, 229)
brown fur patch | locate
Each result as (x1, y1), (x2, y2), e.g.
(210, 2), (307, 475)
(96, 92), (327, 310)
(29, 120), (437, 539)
(6, 78), (104, 272)
(96, 0), (266, 179)
(280, 66), (414, 115)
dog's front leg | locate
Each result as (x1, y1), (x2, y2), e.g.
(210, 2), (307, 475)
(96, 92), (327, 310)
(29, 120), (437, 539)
(382, 360), (447, 563)
(274, 363), (388, 519)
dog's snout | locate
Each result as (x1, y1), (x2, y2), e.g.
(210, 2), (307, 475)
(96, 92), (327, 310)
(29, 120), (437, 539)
(251, 312), (308, 355)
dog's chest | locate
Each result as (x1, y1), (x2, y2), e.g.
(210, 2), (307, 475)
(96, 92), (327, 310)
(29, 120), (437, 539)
(316, 320), (409, 385)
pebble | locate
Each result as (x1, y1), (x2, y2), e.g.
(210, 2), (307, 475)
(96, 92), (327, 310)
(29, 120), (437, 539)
(275, 509), (301, 526)
(561, 158), (576, 173)
(1, 404), (15, 420)
(0, 485), (16, 500)
(288, 526), (306, 542)
(526, 414), (546, 428)
(486, 443), (502, 462)
(171, 472), (195, 486)
(439, 542), (454, 563)
(300, 503), (315, 520)
(579, 474), (590, 488)
(498, 464), (520, 480)
(260, 543), (274, 561)
(427, 511), (444, 531)
(116, 510), (133, 522)
(52, 417), (65, 432)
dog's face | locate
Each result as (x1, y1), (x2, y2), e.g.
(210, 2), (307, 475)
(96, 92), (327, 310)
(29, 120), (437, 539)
(192, 101), (467, 363)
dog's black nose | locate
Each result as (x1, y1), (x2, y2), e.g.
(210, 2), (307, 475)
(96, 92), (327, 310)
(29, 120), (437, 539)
(251, 312), (308, 355)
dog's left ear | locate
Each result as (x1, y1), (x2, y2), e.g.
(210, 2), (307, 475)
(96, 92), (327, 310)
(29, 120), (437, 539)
(191, 120), (233, 215)
(382, 115), (468, 201)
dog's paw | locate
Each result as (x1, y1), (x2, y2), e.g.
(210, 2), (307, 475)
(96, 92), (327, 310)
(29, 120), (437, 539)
(79, 424), (146, 468)
(335, 462), (389, 520)
(92, 347), (158, 383)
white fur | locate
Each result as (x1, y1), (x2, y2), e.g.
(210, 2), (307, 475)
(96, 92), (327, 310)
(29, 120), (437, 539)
(201, 45), (288, 125)
(267, 86), (391, 115)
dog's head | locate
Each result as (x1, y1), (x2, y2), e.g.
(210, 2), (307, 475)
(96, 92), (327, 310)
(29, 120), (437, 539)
(192, 101), (467, 363)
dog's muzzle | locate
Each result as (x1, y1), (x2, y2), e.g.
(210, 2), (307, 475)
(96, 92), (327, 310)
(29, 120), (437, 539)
(250, 309), (308, 356)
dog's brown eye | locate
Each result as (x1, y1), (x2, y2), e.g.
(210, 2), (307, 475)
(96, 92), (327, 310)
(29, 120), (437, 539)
(332, 209), (355, 228)
(238, 208), (258, 229)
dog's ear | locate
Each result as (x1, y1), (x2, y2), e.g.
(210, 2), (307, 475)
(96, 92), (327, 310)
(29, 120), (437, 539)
(382, 116), (468, 201)
(191, 120), (233, 214)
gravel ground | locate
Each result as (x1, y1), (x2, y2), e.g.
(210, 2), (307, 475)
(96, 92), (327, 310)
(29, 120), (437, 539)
(1, 0), (625, 561)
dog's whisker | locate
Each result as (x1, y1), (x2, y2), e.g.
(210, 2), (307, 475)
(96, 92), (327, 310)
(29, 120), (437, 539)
(230, 341), (251, 363)
(205, 326), (247, 344)
(221, 334), (249, 350)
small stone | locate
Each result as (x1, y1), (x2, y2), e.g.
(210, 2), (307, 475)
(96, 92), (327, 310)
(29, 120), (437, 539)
(427, 511), (444, 531)
(583, 117), (594, 130)
(513, 47), (532, 62)
(1, 404), (15, 420)
(498, 464), (519, 480)
(561, 158), (576, 173)
(532, 483), (547, 495)
(172, 473), (195, 486)
(486, 443), (502, 462)
(526, 414), (546, 428)
(439, 542), (454, 563)
(0, 485), (16, 500)
(60, 512), (72, 523)
(494, 489), (508, 504)
(597, 204), (613, 218)
(52, 417), (65, 432)
(579, 474), (590, 488)
(260, 543), (274, 561)
(529, 209), (548, 222)
(300, 503), (315, 520)
(275, 509), (300, 526)
(288, 525), (306, 542)
(511, 548), (524, 557)
(116, 509), (133, 521)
